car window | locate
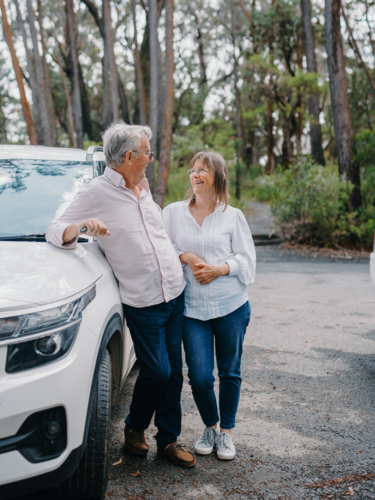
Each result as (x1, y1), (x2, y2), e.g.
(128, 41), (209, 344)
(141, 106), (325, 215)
(0, 160), (93, 236)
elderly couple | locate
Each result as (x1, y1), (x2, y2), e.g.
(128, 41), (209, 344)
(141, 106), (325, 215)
(46, 123), (256, 468)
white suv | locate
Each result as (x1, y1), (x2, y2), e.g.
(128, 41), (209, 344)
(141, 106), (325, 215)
(0, 146), (135, 499)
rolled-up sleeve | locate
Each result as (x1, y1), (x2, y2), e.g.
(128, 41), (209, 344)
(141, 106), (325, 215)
(163, 205), (185, 258)
(46, 189), (95, 249)
(225, 210), (256, 285)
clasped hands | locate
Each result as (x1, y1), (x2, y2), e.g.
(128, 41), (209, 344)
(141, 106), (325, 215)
(180, 252), (229, 285)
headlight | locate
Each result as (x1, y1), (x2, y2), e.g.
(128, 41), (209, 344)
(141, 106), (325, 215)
(1, 284), (96, 374)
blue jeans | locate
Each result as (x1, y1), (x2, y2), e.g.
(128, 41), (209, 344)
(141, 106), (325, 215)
(123, 292), (184, 450)
(183, 301), (251, 429)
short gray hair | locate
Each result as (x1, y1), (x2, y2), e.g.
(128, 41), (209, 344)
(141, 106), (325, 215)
(103, 122), (152, 168)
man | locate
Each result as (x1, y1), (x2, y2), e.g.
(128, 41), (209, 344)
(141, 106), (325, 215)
(46, 123), (195, 468)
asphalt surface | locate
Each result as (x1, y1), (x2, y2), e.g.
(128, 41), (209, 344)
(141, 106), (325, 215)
(14, 245), (375, 500)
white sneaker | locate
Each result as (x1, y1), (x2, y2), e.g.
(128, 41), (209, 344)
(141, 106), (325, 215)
(216, 432), (236, 460)
(195, 427), (220, 455)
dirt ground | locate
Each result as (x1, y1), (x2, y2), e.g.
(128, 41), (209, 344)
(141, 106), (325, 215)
(101, 245), (375, 500)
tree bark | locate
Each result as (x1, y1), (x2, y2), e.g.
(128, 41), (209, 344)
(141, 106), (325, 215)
(26, 0), (52, 145)
(103, 0), (119, 126)
(132, 0), (146, 124)
(56, 54), (77, 147)
(153, 0), (174, 207)
(301, 0), (325, 165)
(230, 0), (243, 198)
(66, 0), (83, 148)
(0, 0), (38, 144)
(265, 97), (274, 174)
(117, 70), (132, 124)
(325, 0), (360, 207)
(147, 0), (158, 190)
(37, 0), (58, 146)
(13, 0), (42, 144)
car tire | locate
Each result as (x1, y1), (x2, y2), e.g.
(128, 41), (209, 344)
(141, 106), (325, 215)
(59, 349), (112, 499)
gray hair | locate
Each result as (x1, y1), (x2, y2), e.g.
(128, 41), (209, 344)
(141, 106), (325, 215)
(103, 122), (152, 168)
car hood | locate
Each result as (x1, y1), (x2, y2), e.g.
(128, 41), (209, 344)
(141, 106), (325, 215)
(0, 241), (104, 312)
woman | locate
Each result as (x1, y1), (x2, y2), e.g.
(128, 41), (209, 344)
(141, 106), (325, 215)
(163, 151), (256, 460)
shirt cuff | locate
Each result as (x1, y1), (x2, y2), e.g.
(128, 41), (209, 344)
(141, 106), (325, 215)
(46, 222), (78, 249)
(225, 259), (239, 276)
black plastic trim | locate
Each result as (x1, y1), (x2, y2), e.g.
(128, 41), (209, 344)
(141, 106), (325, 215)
(0, 312), (124, 499)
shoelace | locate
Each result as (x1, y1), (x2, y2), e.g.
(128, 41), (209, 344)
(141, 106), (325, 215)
(199, 427), (216, 447)
(218, 433), (233, 451)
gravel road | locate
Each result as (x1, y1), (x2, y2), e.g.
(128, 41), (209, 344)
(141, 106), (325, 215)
(102, 246), (375, 500)
(16, 245), (375, 500)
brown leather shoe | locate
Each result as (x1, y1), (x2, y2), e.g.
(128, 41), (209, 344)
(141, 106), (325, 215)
(157, 442), (196, 468)
(124, 425), (148, 455)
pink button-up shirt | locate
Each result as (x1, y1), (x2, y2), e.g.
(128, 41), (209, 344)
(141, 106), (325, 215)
(45, 167), (185, 307)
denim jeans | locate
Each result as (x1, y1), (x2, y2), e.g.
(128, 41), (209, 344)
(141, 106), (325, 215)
(183, 301), (251, 429)
(123, 291), (184, 449)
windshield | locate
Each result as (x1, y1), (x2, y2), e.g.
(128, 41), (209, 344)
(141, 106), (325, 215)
(0, 160), (93, 237)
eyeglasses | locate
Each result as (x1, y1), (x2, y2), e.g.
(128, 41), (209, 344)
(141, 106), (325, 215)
(188, 168), (210, 176)
(132, 150), (154, 160)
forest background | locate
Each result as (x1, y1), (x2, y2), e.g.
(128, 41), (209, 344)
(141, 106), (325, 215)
(1, 0), (375, 249)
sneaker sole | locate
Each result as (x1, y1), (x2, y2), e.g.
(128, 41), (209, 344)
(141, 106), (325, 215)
(195, 447), (214, 455)
(216, 452), (235, 460)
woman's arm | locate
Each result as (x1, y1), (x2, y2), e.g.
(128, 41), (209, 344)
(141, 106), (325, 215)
(225, 210), (256, 285)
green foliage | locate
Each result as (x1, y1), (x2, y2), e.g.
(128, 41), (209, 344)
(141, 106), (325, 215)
(269, 157), (375, 249)
(355, 130), (375, 167)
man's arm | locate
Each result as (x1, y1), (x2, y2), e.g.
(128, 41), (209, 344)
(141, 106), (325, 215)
(46, 189), (109, 248)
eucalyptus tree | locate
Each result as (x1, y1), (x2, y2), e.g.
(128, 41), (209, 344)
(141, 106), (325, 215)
(301, 0), (325, 165)
(13, 0), (42, 143)
(325, 0), (361, 207)
(0, 0), (38, 144)
(154, 0), (175, 207)
(66, 0), (83, 148)
(27, 0), (54, 145)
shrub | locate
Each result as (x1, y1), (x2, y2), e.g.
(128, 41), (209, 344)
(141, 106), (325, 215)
(269, 156), (375, 249)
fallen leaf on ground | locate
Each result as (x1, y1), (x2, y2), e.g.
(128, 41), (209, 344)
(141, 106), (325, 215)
(130, 470), (142, 477)
(354, 450), (363, 453)
(305, 472), (375, 489)
(347, 486), (354, 496)
(111, 457), (122, 466)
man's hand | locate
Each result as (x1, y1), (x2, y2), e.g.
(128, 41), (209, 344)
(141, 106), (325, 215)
(193, 262), (230, 285)
(179, 252), (205, 273)
(63, 219), (110, 244)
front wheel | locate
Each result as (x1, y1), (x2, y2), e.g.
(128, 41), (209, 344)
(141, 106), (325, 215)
(59, 350), (112, 499)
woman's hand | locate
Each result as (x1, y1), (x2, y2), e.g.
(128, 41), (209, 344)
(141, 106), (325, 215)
(193, 262), (230, 285)
(179, 252), (206, 272)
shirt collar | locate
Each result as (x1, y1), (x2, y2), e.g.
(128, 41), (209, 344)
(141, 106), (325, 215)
(104, 167), (150, 193)
(104, 166), (124, 187)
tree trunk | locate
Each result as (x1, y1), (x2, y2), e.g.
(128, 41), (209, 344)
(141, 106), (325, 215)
(147, 0), (158, 190)
(37, 0), (58, 146)
(66, 0), (83, 148)
(265, 97), (274, 174)
(132, 0), (146, 125)
(1, 0), (38, 144)
(325, 0), (360, 207)
(230, 0), (243, 199)
(26, 0), (52, 145)
(103, 0), (119, 125)
(57, 54), (77, 147)
(117, 70), (132, 124)
(13, 0), (42, 144)
(153, 0), (174, 207)
(301, 0), (325, 165)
